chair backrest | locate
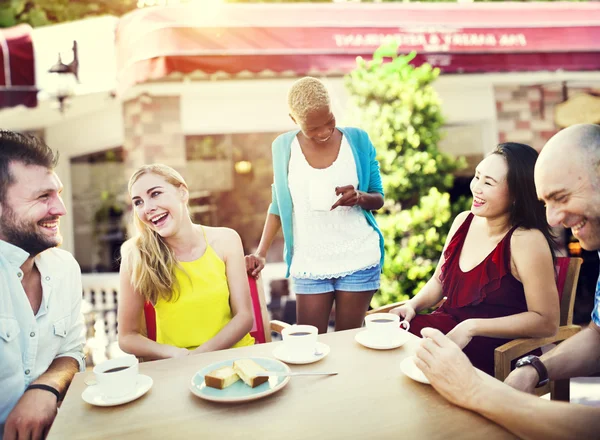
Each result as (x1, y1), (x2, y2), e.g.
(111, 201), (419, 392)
(143, 274), (271, 344)
(554, 256), (583, 326)
(248, 275), (272, 344)
(143, 301), (156, 342)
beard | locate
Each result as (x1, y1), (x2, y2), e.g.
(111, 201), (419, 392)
(0, 204), (62, 257)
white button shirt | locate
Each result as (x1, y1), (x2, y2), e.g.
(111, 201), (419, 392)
(0, 239), (85, 433)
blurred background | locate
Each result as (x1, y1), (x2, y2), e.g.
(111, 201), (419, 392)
(0, 0), (598, 365)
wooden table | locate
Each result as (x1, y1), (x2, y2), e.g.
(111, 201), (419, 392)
(48, 329), (516, 440)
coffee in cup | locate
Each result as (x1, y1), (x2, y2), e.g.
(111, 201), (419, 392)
(364, 313), (410, 341)
(281, 324), (319, 357)
(93, 355), (139, 399)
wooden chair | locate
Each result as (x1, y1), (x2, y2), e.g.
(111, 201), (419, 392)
(143, 274), (289, 344)
(494, 257), (582, 401)
(368, 257), (583, 401)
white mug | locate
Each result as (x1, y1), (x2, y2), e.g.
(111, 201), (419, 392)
(365, 313), (410, 340)
(93, 355), (139, 399)
(281, 324), (319, 357)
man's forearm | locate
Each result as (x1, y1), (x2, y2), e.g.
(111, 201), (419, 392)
(470, 379), (600, 440)
(541, 324), (600, 380)
(32, 356), (80, 397)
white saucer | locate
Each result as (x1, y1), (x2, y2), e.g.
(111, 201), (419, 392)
(355, 329), (409, 350)
(272, 342), (330, 365)
(82, 374), (153, 407)
(400, 356), (430, 384)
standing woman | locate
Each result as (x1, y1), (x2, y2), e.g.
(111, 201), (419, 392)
(118, 164), (254, 360)
(245, 77), (385, 334)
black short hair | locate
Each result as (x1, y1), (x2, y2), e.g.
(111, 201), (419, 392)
(0, 130), (59, 203)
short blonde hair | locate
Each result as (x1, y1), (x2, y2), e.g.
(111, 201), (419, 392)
(288, 77), (331, 122)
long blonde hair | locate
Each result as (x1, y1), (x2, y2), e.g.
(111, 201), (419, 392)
(120, 164), (188, 304)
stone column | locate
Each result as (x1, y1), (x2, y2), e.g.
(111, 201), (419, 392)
(122, 93), (186, 179)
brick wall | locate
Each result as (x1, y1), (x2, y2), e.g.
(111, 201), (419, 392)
(495, 84), (596, 151)
(123, 94), (186, 176)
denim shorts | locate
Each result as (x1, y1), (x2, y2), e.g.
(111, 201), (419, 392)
(292, 265), (381, 294)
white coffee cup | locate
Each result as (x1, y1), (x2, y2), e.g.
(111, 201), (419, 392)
(364, 313), (410, 341)
(281, 324), (319, 357)
(308, 179), (336, 212)
(93, 355), (139, 399)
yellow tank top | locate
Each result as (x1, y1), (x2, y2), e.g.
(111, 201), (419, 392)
(154, 230), (255, 350)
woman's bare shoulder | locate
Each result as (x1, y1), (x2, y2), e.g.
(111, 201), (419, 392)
(511, 227), (548, 246)
(201, 225), (242, 251)
(511, 227), (552, 260)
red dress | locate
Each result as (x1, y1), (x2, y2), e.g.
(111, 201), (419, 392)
(409, 213), (531, 376)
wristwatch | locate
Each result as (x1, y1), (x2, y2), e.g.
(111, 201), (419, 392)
(515, 355), (549, 388)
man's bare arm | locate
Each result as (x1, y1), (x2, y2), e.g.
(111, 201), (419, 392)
(474, 373), (600, 440)
(505, 323), (600, 392)
(4, 357), (80, 440)
(32, 356), (80, 397)
(542, 323), (600, 379)
(417, 327), (600, 440)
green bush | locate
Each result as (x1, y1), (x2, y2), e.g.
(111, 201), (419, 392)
(345, 46), (467, 307)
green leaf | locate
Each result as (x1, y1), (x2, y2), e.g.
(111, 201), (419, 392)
(11, 0), (26, 15)
(23, 8), (49, 27)
(373, 41), (399, 61)
(0, 8), (18, 28)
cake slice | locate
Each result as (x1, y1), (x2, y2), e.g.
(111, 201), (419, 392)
(204, 366), (240, 390)
(233, 359), (269, 388)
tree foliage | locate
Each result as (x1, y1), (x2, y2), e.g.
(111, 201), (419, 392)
(345, 45), (467, 307)
(0, 0), (137, 28)
(1, 0), (585, 28)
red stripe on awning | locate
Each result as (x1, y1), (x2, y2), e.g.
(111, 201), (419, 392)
(129, 52), (600, 79)
(0, 24), (36, 109)
(116, 3), (600, 92)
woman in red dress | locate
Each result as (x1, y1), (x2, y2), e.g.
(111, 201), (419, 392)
(392, 143), (560, 376)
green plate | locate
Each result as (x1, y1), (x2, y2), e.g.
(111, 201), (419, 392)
(190, 357), (291, 403)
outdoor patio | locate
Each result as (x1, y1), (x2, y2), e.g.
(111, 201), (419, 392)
(1, 2), (600, 439)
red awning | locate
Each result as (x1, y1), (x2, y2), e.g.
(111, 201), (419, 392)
(0, 24), (36, 109)
(116, 3), (600, 92)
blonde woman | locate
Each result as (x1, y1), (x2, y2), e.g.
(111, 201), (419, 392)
(245, 77), (385, 334)
(118, 164), (254, 360)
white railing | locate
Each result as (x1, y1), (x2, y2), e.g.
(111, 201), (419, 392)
(81, 273), (125, 366)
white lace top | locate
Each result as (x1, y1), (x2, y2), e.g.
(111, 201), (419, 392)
(288, 135), (381, 279)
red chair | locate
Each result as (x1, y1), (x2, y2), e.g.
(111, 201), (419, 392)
(143, 274), (288, 344)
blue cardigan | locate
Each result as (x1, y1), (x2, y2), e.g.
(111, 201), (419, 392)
(268, 127), (385, 277)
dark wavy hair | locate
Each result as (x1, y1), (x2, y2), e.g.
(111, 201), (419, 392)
(492, 142), (556, 258)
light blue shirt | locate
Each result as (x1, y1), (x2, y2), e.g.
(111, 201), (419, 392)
(268, 127), (385, 277)
(0, 240), (85, 435)
(591, 252), (600, 327)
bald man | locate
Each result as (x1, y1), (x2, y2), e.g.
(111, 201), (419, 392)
(504, 123), (600, 393)
(412, 124), (600, 440)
